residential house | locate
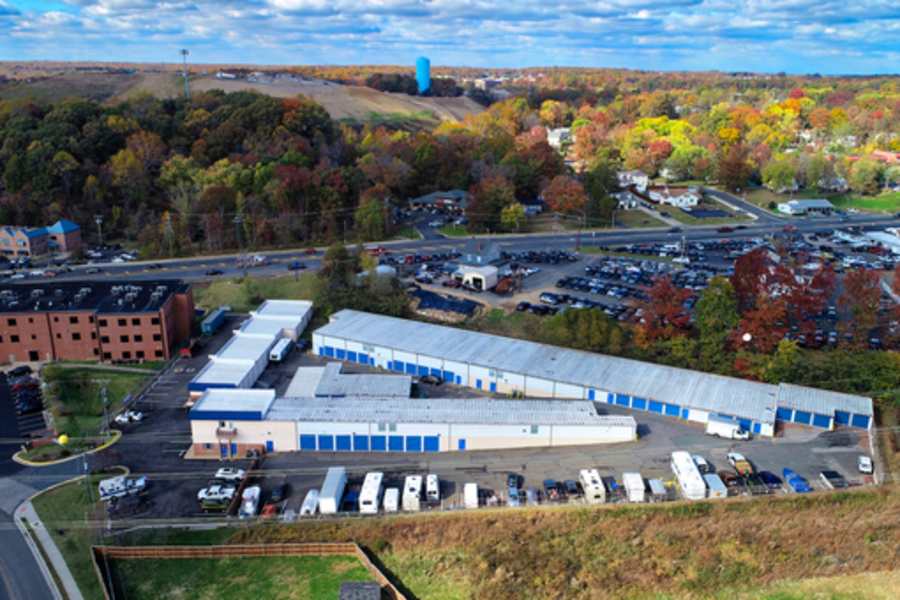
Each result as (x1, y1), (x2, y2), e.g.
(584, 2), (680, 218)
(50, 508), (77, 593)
(649, 187), (701, 208)
(617, 170), (650, 193)
(547, 127), (572, 151)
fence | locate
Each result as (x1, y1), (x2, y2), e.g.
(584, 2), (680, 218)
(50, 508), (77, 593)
(92, 542), (406, 600)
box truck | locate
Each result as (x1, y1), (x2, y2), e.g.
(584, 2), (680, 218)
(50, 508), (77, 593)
(402, 475), (423, 511)
(704, 473), (728, 499)
(579, 469), (606, 504)
(383, 487), (400, 512)
(706, 414), (751, 440)
(622, 472), (645, 503)
(464, 482), (479, 509)
(671, 451), (707, 500)
(426, 474), (440, 503)
(318, 467), (347, 514)
(359, 472), (384, 515)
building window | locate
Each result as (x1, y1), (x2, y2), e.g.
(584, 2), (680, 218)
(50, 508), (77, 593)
(99, 319), (107, 327)
(72, 333), (81, 341)
(122, 351), (131, 359)
(152, 334), (161, 341)
(28, 317), (33, 324)
(377, 423), (386, 432)
(30, 334), (36, 340)
(120, 335), (129, 343)
(154, 350), (163, 358)
(101, 336), (110, 344)
(7, 318), (15, 326)
(53, 316), (59, 322)
(134, 334), (143, 342)
(91, 332), (97, 340)
(136, 350), (145, 359)
(388, 423), (397, 432)
(530, 425), (539, 434)
(89, 316), (95, 324)
(11, 335), (19, 343)
(93, 348), (99, 356)
(103, 352), (112, 360)
(69, 316), (78, 324)
(151, 317), (160, 325)
(131, 318), (140, 326)
(117, 318), (126, 327)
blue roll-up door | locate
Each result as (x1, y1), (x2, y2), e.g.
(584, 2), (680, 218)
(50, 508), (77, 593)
(318, 435), (334, 451)
(615, 394), (629, 407)
(265, 440), (274, 452)
(812, 414), (831, 428)
(476, 379), (482, 389)
(834, 411), (851, 425)
(370, 357), (376, 366)
(588, 389), (595, 401)
(405, 363), (417, 375)
(776, 407), (793, 421)
(457, 438), (466, 450)
(323, 346), (334, 358)
(347, 351), (357, 362)
(353, 435), (369, 451)
(648, 400), (664, 414)
(335, 348), (346, 359)
(793, 411), (812, 425)
(418, 365), (429, 376)
(489, 382), (497, 393)
(388, 435), (404, 451)
(456, 375), (462, 384)
(371, 435), (386, 451)
(752, 422), (762, 435)
(405, 436), (422, 452)
(229, 442), (237, 456)
(851, 414), (870, 429)
(631, 397), (647, 410)
(300, 435), (316, 450)
(358, 352), (368, 364)
(738, 419), (752, 431)
(430, 368), (441, 377)
(424, 436), (439, 452)
(219, 443), (228, 458)
(442, 370), (454, 382)
(336, 435), (352, 451)
(664, 403), (680, 417)
(607, 393), (615, 404)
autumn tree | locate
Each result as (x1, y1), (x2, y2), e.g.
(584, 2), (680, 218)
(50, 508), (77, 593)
(467, 175), (515, 232)
(542, 175), (587, 215)
(716, 143), (752, 191)
(636, 276), (692, 346)
(500, 202), (526, 232)
(733, 294), (788, 353)
(839, 268), (881, 344)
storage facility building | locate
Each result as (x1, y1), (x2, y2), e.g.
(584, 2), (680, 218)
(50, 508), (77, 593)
(189, 389), (637, 458)
(313, 310), (874, 435)
(284, 363), (411, 398)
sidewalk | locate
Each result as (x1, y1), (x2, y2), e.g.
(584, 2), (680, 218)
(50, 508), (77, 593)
(16, 500), (83, 600)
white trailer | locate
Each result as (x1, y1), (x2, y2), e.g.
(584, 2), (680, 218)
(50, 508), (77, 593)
(704, 473), (728, 499)
(319, 467), (347, 514)
(622, 472), (645, 503)
(464, 482), (479, 509)
(98, 475), (148, 502)
(299, 489), (319, 517)
(269, 338), (293, 362)
(426, 474), (440, 503)
(402, 475), (423, 511)
(579, 469), (606, 504)
(705, 414), (751, 440)
(383, 488), (400, 512)
(671, 451), (707, 500)
(359, 472), (384, 515)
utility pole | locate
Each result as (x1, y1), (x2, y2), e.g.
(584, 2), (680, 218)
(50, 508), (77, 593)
(233, 214), (245, 277)
(180, 49), (191, 100)
(94, 214), (104, 247)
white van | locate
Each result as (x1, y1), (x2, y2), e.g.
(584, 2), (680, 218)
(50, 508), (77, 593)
(464, 483), (479, 509)
(383, 488), (400, 512)
(426, 474), (440, 503)
(402, 475), (423, 511)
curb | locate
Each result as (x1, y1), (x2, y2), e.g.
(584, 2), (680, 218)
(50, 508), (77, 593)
(13, 430), (122, 468)
(14, 511), (64, 600)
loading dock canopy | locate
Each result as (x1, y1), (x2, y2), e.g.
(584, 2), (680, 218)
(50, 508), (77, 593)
(315, 310), (873, 427)
(265, 396), (635, 427)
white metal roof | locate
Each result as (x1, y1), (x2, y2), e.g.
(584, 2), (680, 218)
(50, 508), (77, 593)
(238, 317), (301, 337)
(776, 383), (872, 417)
(315, 310), (782, 423)
(192, 360), (255, 387)
(284, 363), (411, 398)
(254, 299), (313, 318)
(264, 396), (638, 427)
(785, 198), (834, 209)
(191, 388), (276, 414)
(215, 332), (277, 363)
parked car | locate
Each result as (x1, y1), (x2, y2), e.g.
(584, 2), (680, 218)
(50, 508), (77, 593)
(269, 482), (290, 503)
(7, 365), (32, 377)
(418, 374), (442, 386)
(197, 483), (236, 503)
(692, 455), (712, 475)
(858, 456), (873, 474)
(542, 479), (561, 502)
(205, 269), (224, 276)
(563, 480), (580, 497)
(287, 261), (306, 271)
(214, 467), (246, 482)
(114, 410), (144, 425)
(758, 471), (782, 491)
(783, 468), (812, 493)
(819, 470), (849, 489)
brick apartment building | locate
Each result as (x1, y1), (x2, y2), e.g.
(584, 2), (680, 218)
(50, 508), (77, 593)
(0, 219), (82, 258)
(0, 280), (194, 363)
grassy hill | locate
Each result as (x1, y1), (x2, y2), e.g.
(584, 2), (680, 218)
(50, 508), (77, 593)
(119, 485), (900, 600)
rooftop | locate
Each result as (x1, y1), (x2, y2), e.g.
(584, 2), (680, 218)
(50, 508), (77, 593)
(0, 280), (190, 314)
(215, 332), (277, 363)
(284, 362), (411, 398)
(254, 299), (313, 318)
(783, 199), (834, 209)
(46, 219), (80, 234)
(265, 396), (637, 427)
(190, 360), (257, 388)
(316, 310), (872, 422)
(190, 389), (276, 420)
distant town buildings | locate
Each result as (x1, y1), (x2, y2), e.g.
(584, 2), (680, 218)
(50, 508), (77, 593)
(547, 127), (572, 151)
(409, 190), (469, 213)
(0, 219), (81, 258)
(777, 199), (835, 216)
(649, 187), (701, 209)
(617, 170), (650, 193)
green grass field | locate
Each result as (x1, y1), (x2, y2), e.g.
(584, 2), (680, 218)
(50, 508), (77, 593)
(192, 274), (319, 312)
(438, 223), (470, 237)
(108, 555), (374, 600)
(31, 471), (125, 600)
(747, 188), (900, 214)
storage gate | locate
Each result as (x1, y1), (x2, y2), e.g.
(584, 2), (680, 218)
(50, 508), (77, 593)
(605, 391), (771, 435)
(299, 433), (440, 452)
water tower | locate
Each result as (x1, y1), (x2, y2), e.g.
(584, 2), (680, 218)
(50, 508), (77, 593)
(415, 56), (430, 94)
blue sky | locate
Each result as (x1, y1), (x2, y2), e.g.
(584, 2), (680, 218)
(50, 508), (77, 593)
(1, 1), (899, 74)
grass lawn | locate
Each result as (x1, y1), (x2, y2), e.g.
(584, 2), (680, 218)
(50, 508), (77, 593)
(390, 225), (422, 240)
(192, 273), (319, 312)
(739, 569), (900, 600)
(746, 188), (900, 214)
(108, 555), (374, 600)
(613, 209), (667, 228)
(438, 223), (470, 237)
(38, 365), (150, 449)
(31, 471), (125, 600)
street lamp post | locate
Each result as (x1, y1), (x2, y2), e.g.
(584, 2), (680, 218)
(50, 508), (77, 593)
(94, 214), (104, 247)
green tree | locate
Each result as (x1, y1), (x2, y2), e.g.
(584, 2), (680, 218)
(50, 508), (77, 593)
(762, 158), (796, 192)
(500, 202), (526, 232)
(849, 159), (882, 195)
(583, 154), (619, 225)
(694, 277), (740, 372)
(354, 196), (387, 241)
(763, 339), (802, 384)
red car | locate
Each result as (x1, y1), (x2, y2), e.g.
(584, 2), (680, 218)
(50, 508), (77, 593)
(260, 503), (279, 519)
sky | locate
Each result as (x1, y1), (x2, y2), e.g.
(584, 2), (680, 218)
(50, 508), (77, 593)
(0, 1), (899, 75)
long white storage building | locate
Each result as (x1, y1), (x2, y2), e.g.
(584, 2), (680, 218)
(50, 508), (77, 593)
(313, 310), (874, 436)
(188, 386), (637, 458)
